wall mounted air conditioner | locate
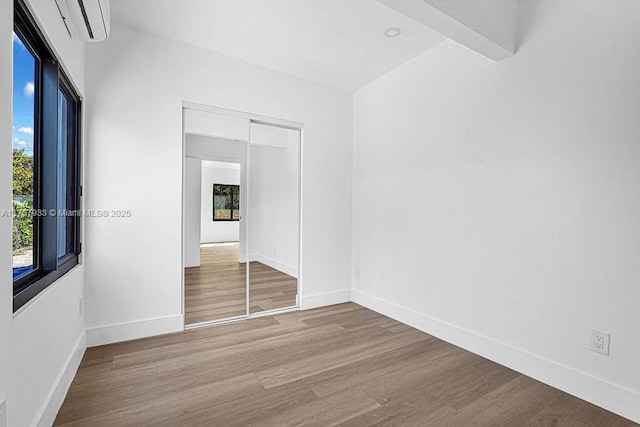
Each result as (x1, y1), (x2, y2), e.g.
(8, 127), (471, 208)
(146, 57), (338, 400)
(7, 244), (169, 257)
(55, 0), (111, 42)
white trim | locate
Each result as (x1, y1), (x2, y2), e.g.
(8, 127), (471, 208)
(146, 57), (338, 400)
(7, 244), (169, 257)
(184, 306), (300, 330)
(181, 107), (186, 321)
(246, 123), (252, 316)
(301, 289), (351, 310)
(351, 289), (640, 424)
(182, 101), (303, 131)
(86, 315), (184, 347)
(249, 305), (299, 319)
(298, 128), (304, 307)
(33, 332), (86, 427)
(185, 314), (248, 330)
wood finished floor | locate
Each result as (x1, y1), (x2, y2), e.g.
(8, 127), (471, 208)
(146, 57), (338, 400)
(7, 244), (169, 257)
(248, 259), (297, 314)
(55, 303), (636, 426)
(184, 243), (297, 324)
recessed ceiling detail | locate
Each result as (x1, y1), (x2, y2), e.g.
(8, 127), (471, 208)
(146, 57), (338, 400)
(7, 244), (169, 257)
(384, 27), (402, 38)
(377, 0), (517, 61)
(109, 0), (445, 91)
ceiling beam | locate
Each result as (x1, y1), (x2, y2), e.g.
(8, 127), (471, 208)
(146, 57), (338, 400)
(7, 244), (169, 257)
(377, 0), (517, 61)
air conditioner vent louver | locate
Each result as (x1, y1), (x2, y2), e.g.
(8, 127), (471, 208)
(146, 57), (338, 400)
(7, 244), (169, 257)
(55, 0), (111, 42)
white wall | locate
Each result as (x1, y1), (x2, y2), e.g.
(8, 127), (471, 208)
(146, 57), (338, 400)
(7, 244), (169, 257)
(184, 158), (202, 267)
(186, 134), (247, 160)
(201, 164), (241, 244)
(352, 0), (640, 422)
(184, 108), (248, 142)
(84, 23), (353, 345)
(0, 1), (86, 426)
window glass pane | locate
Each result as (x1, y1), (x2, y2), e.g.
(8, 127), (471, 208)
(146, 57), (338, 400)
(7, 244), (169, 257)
(12, 30), (36, 279)
(213, 184), (240, 221)
(213, 184), (231, 220)
(232, 186), (240, 220)
(213, 197), (230, 219)
(57, 88), (74, 259)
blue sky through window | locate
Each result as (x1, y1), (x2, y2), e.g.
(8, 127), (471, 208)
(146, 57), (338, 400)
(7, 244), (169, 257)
(13, 31), (35, 157)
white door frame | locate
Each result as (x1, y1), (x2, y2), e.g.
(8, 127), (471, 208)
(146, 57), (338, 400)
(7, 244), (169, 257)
(181, 102), (304, 329)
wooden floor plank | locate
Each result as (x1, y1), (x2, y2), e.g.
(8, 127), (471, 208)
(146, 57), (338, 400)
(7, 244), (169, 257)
(304, 338), (447, 398)
(55, 303), (637, 426)
(246, 387), (380, 427)
(256, 327), (427, 389)
(184, 243), (297, 324)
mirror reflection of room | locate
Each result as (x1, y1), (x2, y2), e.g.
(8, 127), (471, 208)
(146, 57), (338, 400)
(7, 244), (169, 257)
(183, 110), (301, 327)
(184, 157), (246, 324)
(248, 123), (300, 313)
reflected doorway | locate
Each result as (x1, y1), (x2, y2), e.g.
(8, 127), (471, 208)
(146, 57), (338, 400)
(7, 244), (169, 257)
(184, 159), (246, 324)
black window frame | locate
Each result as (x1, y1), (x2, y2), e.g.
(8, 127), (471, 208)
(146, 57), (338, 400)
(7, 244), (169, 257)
(212, 184), (240, 222)
(13, 0), (82, 312)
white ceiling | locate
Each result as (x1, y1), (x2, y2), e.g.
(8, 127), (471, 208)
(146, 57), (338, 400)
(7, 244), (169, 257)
(109, 0), (445, 91)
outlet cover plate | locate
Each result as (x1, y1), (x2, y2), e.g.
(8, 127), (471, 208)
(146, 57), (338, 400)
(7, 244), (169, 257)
(590, 329), (610, 356)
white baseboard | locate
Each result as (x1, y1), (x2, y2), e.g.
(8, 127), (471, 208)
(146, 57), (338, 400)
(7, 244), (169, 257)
(351, 289), (640, 424)
(86, 314), (184, 347)
(301, 289), (351, 310)
(248, 253), (298, 278)
(34, 332), (86, 427)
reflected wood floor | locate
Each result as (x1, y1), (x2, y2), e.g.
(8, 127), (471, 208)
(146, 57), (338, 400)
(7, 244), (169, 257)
(55, 303), (635, 426)
(184, 243), (297, 324)
(248, 259), (297, 314)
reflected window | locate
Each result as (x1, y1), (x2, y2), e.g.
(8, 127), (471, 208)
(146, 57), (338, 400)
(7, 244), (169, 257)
(213, 184), (240, 221)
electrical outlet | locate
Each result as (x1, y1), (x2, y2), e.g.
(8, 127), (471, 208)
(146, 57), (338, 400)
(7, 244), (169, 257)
(0, 399), (7, 427)
(590, 330), (610, 355)
(354, 266), (360, 278)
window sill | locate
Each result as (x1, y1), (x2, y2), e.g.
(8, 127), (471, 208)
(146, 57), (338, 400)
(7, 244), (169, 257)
(13, 256), (80, 315)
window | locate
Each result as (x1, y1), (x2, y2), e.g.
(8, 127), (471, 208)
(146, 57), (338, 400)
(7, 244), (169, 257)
(12, 0), (82, 312)
(213, 184), (240, 221)
(11, 27), (36, 282)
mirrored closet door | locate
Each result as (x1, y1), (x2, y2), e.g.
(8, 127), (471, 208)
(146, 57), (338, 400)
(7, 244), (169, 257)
(247, 122), (300, 314)
(183, 107), (301, 327)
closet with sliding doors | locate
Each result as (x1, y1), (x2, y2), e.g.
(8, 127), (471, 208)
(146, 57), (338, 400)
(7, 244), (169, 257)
(182, 104), (301, 327)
